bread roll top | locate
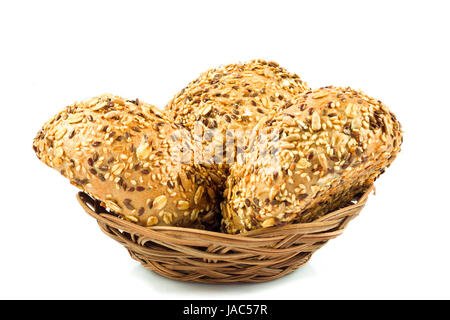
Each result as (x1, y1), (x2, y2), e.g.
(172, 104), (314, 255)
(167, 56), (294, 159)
(33, 94), (219, 229)
(165, 59), (310, 187)
(222, 86), (403, 233)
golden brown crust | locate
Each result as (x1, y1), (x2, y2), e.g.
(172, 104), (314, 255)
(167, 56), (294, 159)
(222, 86), (403, 234)
(33, 94), (219, 229)
(165, 59), (310, 188)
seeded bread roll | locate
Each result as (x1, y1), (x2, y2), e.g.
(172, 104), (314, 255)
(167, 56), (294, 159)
(33, 94), (219, 229)
(222, 86), (403, 234)
(165, 59), (310, 188)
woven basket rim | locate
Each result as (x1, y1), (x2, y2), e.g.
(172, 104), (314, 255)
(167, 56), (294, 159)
(77, 185), (374, 239)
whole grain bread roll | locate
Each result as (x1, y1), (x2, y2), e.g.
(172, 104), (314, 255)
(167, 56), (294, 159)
(33, 94), (219, 229)
(165, 59), (310, 188)
(222, 86), (403, 234)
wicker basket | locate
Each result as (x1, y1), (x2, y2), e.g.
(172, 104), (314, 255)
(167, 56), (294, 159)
(77, 185), (373, 283)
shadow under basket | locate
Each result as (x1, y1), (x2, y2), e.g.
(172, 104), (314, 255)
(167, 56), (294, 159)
(77, 186), (373, 283)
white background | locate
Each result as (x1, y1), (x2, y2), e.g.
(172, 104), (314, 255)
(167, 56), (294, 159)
(1, 0), (449, 299)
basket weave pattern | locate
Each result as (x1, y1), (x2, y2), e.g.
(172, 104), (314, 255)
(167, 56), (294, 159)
(77, 186), (373, 283)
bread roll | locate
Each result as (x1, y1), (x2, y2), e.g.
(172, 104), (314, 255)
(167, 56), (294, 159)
(222, 86), (403, 234)
(33, 94), (219, 229)
(165, 59), (310, 188)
